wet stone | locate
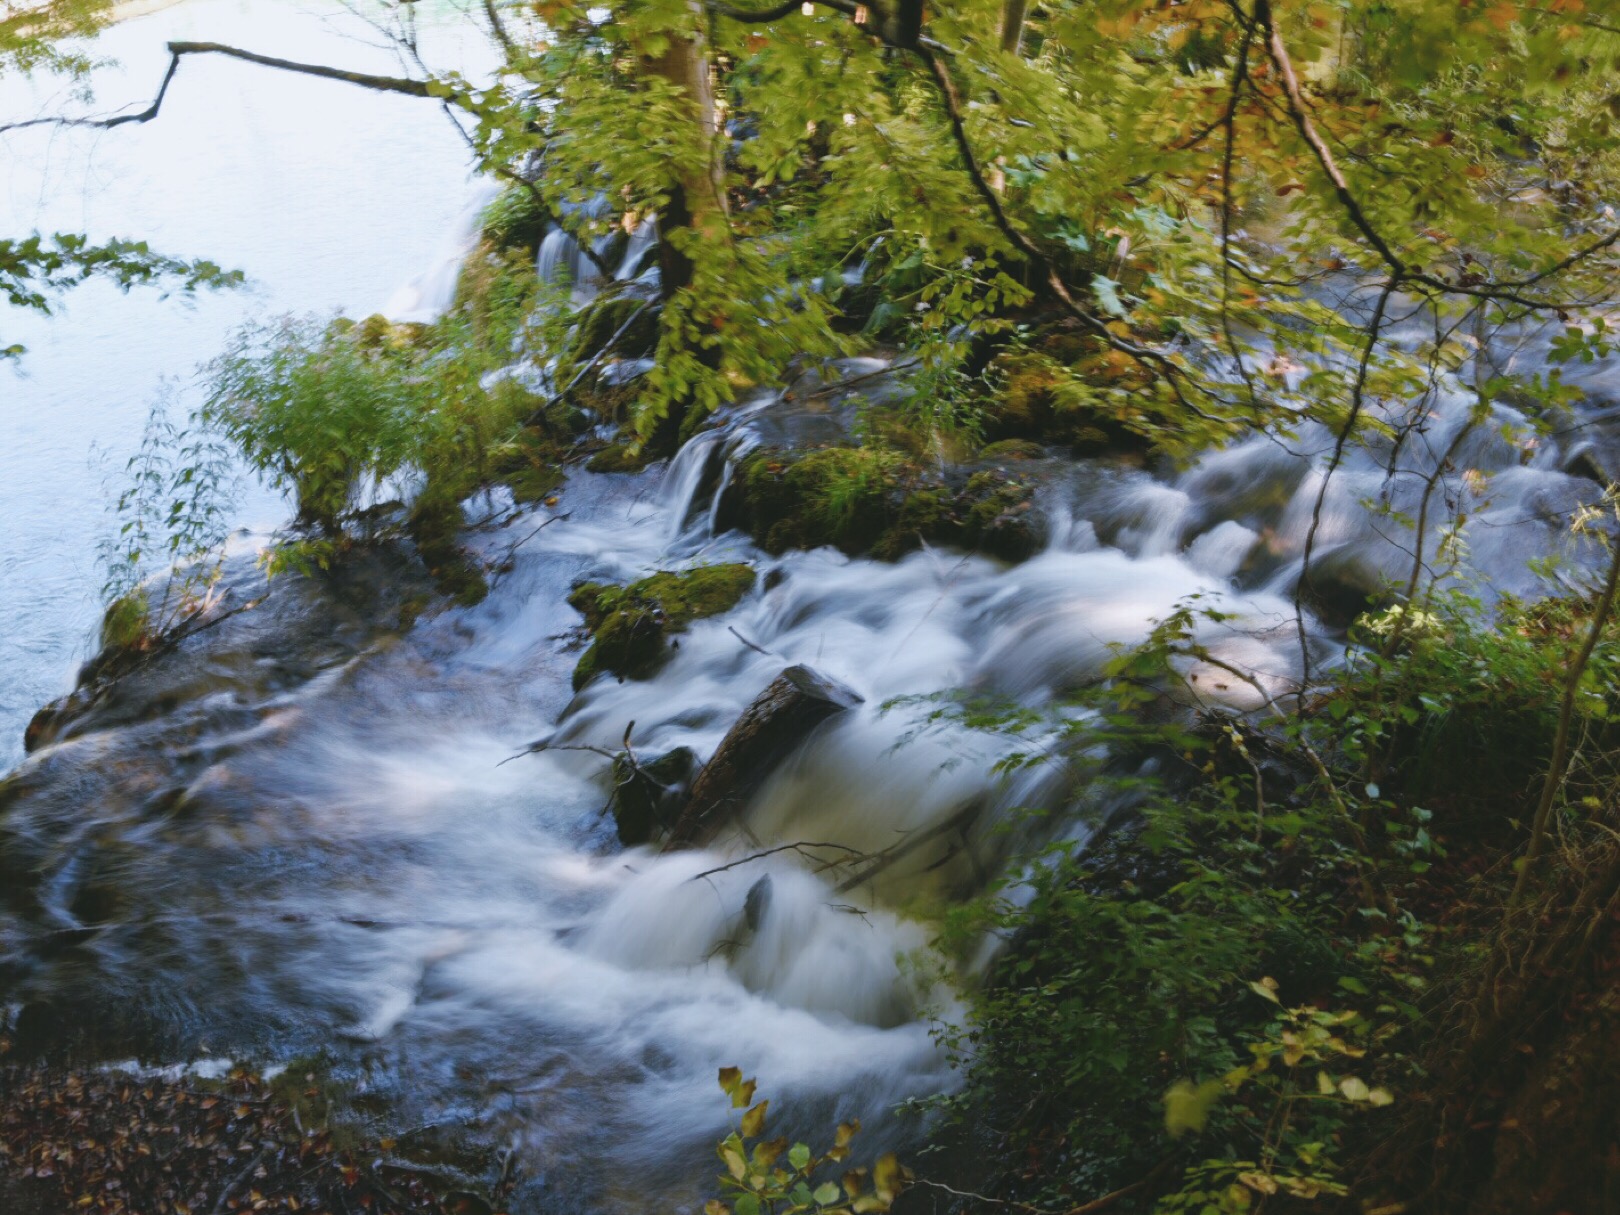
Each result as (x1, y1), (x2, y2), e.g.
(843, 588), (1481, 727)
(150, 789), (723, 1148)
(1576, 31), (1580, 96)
(666, 664), (864, 849)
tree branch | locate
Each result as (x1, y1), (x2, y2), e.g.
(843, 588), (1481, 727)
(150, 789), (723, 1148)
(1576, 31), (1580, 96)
(911, 42), (1228, 428)
(0, 40), (436, 136)
(1255, 0), (1406, 276)
(1257, 0), (1620, 307)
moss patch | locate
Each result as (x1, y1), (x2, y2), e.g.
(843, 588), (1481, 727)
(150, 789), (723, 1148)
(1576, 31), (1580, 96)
(722, 446), (915, 556)
(979, 438), (1047, 461)
(586, 440), (659, 473)
(569, 563), (756, 689)
(983, 332), (1156, 458)
(721, 443), (1043, 563)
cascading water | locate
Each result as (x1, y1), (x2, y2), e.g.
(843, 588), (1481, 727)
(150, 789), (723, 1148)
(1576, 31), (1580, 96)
(4, 283), (1616, 1206)
(536, 204), (661, 303)
(383, 181), (502, 323)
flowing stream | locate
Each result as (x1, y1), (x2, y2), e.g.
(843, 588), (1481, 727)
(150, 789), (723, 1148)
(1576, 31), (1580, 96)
(6, 6), (1620, 1212)
(3, 341), (1612, 1208)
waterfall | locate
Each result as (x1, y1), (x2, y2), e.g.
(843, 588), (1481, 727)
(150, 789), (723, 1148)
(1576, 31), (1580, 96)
(381, 180), (500, 324)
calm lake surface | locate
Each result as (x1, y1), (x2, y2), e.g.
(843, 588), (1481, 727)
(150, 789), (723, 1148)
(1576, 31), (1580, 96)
(0, 0), (493, 767)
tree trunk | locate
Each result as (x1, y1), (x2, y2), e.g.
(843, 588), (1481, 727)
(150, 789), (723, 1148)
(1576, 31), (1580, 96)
(634, 2), (729, 298)
(1000, 0), (1028, 55)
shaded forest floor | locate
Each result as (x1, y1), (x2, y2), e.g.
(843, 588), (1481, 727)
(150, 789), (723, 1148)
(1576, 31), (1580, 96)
(0, 1063), (508, 1215)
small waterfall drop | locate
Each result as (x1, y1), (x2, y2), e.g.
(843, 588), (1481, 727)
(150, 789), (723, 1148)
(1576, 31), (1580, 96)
(382, 180), (500, 324)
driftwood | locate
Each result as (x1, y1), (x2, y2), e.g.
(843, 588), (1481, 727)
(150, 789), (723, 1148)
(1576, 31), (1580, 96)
(664, 665), (863, 849)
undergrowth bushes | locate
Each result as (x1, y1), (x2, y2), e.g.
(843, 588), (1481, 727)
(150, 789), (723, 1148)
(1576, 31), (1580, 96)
(920, 580), (1620, 1214)
(100, 255), (566, 642)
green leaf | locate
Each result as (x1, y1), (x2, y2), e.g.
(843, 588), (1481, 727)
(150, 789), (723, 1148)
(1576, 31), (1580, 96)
(1163, 1079), (1225, 1137)
(789, 1142), (812, 1171)
(741, 1101), (769, 1139)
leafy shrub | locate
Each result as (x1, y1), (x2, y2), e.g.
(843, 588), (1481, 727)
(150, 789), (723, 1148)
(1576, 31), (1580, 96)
(919, 608), (1426, 1211)
(707, 1068), (910, 1215)
(102, 255), (555, 626)
(198, 255), (544, 536)
(96, 396), (238, 653)
(480, 183), (551, 255)
(200, 316), (428, 531)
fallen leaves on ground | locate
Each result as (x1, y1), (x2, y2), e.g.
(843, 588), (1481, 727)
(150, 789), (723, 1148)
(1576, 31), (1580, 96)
(0, 1064), (507, 1215)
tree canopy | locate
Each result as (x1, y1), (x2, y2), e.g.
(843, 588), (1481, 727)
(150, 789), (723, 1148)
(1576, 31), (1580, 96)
(416, 0), (1620, 450)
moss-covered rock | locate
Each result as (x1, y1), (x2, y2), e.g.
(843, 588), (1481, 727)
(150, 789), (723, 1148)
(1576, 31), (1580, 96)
(984, 331), (1156, 458)
(724, 446), (916, 556)
(957, 469), (1040, 562)
(569, 563), (756, 689)
(979, 438), (1047, 461)
(720, 442), (1044, 563)
(586, 441), (659, 474)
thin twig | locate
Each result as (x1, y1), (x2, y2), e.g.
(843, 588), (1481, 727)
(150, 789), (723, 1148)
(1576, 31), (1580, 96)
(687, 841), (869, 882)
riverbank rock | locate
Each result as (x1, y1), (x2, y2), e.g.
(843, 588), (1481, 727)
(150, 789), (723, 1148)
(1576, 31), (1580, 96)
(568, 564), (757, 689)
(1299, 545), (1397, 629)
(22, 543), (436, 756)
(665, 665), (863, 848)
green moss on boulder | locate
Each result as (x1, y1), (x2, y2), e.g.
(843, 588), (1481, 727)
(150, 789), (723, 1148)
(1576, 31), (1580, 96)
(569, 563), (756, 689)
(723, 443), (1042, 563)
(729, 446), (912, 556)
(979, 439), (1047, 461)
(586, 441), (658, 473)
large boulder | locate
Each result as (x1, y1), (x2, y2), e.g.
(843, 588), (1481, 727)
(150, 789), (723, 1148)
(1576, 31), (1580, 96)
(1299, 545), (1397, 630)
(664, 665), (863, 849)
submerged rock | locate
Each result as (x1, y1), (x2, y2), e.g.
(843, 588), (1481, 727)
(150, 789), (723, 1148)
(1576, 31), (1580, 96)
(608, 746), (699, 846)
(1300, 545), (1398, 629)
(23, 543), (437, 755)
(665, 664), (864, 849)
(568, 564), (757, 689)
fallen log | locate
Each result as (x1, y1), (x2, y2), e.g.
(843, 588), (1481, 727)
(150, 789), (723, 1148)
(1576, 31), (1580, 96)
(664, 665), (863, 849)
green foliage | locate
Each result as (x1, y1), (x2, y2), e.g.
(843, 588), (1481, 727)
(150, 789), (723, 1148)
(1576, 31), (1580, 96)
(480, 183), (551, 254)
(430, 0), (1620, 460)
(101, 254), (557, 624)
(707, 1068), (910, 1215)
(201, 316), (429, 531)
(1157, 995), (1394, 1212)
(1334, 589), (1620, 834)
(96, 397), (238, 653)
(0, 234), (244, 361)
(199, 260), (541, 534)
(0, 0), (109, 77)
(2, 4), (244, 357)
(918, 604), (1436, 1209)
